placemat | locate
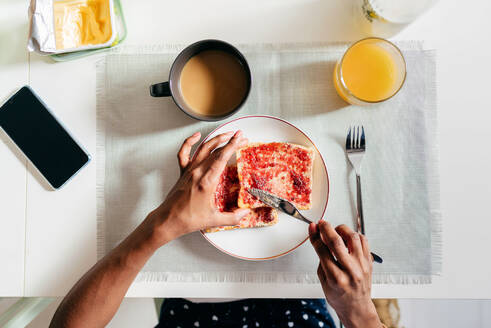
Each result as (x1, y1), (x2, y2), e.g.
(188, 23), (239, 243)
(97, 42), (441, 284)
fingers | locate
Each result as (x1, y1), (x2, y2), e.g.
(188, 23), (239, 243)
(359, 233), (371, 260)
(309, 222), (342, 280)
(194, 131), (234, 164)
(309, 223), (331, 262)
(317, 263), (327, 284)
(203, 131), (248, 182)
(317, 221), (353, 269)
(335, 224), (363, 259)
(214, 208), (250, 227)
(177, 132), (201, 171)
(308, 221), (318, 236)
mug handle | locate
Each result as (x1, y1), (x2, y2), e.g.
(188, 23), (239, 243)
(150, 82), (171, 97)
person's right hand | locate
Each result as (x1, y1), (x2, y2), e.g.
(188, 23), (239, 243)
(309, 221), (382, 328)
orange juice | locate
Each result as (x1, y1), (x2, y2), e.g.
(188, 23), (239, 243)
(333, 38), (406, 105)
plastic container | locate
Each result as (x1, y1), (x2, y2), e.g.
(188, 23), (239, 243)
(50, 0), (126, 61)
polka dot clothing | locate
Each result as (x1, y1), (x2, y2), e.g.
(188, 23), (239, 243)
(155, 298), (335, 328)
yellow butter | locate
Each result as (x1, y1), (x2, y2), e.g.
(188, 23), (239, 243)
(54, 0), (112, 50)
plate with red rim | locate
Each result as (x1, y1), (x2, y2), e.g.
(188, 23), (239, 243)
(199, 115), (329, 260)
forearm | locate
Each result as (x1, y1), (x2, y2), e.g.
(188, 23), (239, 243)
(50, 211), (172, 328)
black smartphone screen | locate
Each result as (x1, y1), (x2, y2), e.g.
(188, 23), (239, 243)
(0, 86), (90, 189)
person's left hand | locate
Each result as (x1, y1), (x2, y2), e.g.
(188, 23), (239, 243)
(144, 130), (250, 247)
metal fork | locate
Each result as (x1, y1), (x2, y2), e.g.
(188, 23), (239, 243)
(346, 126), (383, 263)
(346, 126), (366, 235)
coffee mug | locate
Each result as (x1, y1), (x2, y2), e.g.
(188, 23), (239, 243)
(150, 39), (252, 122)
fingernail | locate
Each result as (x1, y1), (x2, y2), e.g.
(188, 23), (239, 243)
(222, 132), (234, 139)
(235, 130), (243, 137)
(224, 131), (234, 135)
(237, 209), (250, 217)
(193, 132), (201, 137)
(308, 223), (316, 235)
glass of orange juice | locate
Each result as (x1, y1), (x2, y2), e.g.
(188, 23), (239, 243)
(333, 37), (406, 105)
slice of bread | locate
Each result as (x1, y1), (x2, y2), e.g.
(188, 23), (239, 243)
(204, 165), (278, 233)
(236, 142), (315, 210)
(204, 207), (278, 233)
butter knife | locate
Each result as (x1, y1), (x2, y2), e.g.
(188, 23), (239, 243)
(248, 188), (383, 263)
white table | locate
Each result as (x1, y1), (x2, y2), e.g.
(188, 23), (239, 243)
(1, 0), (490, 298)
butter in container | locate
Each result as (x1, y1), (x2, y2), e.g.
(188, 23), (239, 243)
(28, 0), (117, 54)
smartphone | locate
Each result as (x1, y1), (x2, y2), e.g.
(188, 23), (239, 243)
(0, 86), (90, 189)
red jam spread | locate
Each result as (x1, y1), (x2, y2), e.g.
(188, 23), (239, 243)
(214, 166), (240, 212)
(238, 143), (313, 208)
(214, 166), (276, 226)
(255, 207), (275, 223)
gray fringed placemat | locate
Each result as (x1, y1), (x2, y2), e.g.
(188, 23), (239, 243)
(97, 42), (440, 284)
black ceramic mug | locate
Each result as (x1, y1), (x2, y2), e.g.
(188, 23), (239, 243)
(150, 39), (252, 122)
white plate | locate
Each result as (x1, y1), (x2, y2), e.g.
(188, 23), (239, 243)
(200, 115), (329, 260)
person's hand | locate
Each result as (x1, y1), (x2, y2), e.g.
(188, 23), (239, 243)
(309, 221), (382, 328)
(145, 131), (250, 247)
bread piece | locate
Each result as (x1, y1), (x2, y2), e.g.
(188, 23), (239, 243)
(204, 207), (278, 233)
(236, 142), (315, 210)
(204, 165), (278, 233)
